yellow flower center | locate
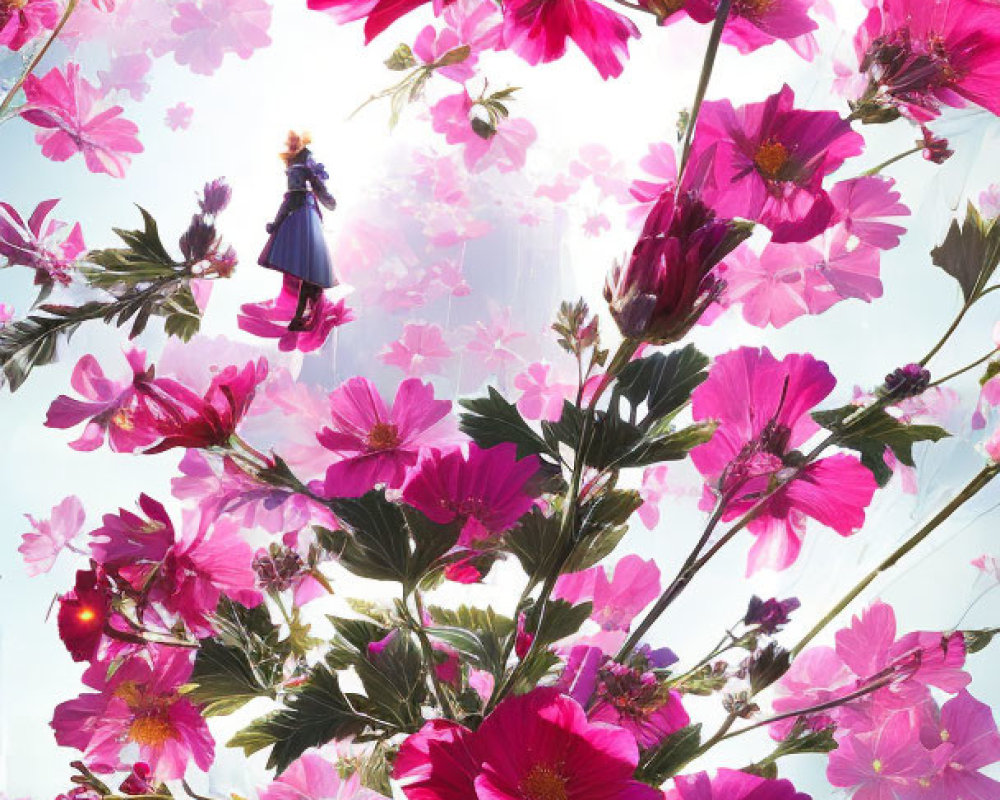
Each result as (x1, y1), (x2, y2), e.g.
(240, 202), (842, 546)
(872, 759), (883, 774)
(754, 139), (790, 179)
(940, 729), (950, 742)
(738, 0), (775, 16)
(522, 765), (568, 800)
(77, 607), (97, 622)
(366, 422), (401, 451)
(111, 408), (135, 431)
(129, 714), (176, 747)
(3, 0), (30, 11)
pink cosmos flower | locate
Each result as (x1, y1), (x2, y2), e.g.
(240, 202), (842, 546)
(413, 25), (476, 82)
(379, 322), (453, 377)
(259, 750), (383, 800)
(827, 712), (933, 800)
(20, 63), (143, 178)
(51, 647), (214, 780)
(238, 277), (354, 353)
(394, 688), (660, 800)
(693, 85), (864, 243)
(19, 495), (86, 577)
(916, 690), (1000, 799)
(0, 198), (85, 285)
(682, 0), (819, 58)
(691, 347), (878, 573)
(829, 176), (910, 251)
(514, 362), (577, 422)
(317, 376), (452, 498)
(97, 53), (152, 101)
(459, 304), (526, 384)
(165, 101), (195, 131)
(0, 0), (58, 50)
(853, 0), (1000, 121)
(133, 358), (268, 453)
(554, 555), (661, 632)
(500, 0), (640, 79)
(666, 769), (810, 800)
(90, 494), (261, 635)
(45, 349), (158, 452)
(309, 0), (454, 43)
(401, 443), (540, 545)
(170, 0), (273, 75)
(430, 91), (537, 173)
(441, 0), (502, 51)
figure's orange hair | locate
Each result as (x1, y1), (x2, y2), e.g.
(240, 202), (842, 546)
(280, 131), (312, 166)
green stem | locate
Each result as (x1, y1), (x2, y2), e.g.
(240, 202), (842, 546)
(0, 0), (79, 118)
(677, 0), (733, 180)
(919, 301), (973, 367)
(928, 348), (999, 388)
(861, 145), (923, 177)
(792, 464), (1000, 656)
(410, 591), (458, 720)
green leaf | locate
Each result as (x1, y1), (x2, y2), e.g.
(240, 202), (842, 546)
(964, 627), (1000, 655)
(812, 405), (950, 486)
(523, 599), (592, 650)
(613, 345), (710, 430)
(162, 283), (203, 342)
(228, 664), (369, 773)
(322, 491), (412, 583)
(930, 202), (1000, 303)
(636, 724), (703, 784)
(505, 507), (564, 585)
(403, 506), (461, 590)
(384, 43), (417, 70)
(185, 600), (287, 716)
(354, 630), (426, 728)
(459, 387), (554, 461)
(425, 605), (514, 675)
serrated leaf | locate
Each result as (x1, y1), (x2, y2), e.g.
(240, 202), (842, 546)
(402, 506), (461, 590)
(505, 507), (564, 585)
(636, 724), (703, 784)
(459, 387), (554, 461)
(524, 599), (592, 649)
(354, 630), (425, 728)
(228, 664), (369, 773)
(162, 283), (202, 342)
(612, 345), (710, 430)
(812, 405), (950, 486)
(930, 202), (1000, 302)
(323, 491), (412, 583)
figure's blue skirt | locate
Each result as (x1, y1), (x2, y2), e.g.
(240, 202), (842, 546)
(258, 195), (335, 288)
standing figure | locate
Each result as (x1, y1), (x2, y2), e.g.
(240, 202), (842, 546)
(258, 132), (337, 331)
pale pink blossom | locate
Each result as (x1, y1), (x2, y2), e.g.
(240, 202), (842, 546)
(97, 53), (152, 101)
(170, 0), (272, 75)
(570, 143), (630, 201)
(0, 198), (85, 285)
(981, 185), (1000, 219)
(637, 465), (670, 529)
(554, 555), (661, 632)
(459, 304), (526, 381)
(165, 101), (195, 131)
(441, 0), (502, 51)
(972, 554), (1000, 582)
(430, 91), (536, 173)
(514, 361), (577, 422)
(535, 174), (581, 202)
(259, 750), (383, 800)
(413, 25), (476, 82)
(583, 213), (611, 237)
(627, 142), (677, 227)
(20, 63), (143, 178)
(19, 496), (86, 577)
(379, 323), (454, 377)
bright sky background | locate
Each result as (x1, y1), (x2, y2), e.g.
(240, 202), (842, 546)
(1, 1), (999, 797)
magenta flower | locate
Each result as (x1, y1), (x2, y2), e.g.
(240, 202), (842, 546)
(165, 101), (195, 131)
(259, 750), (383, 800)
(19, 495), (86, 577)
(379, 322), (454, 377)
(394, 688), (660, 800)
(401, 443), (540, 544)
(554, 555), (661, 632)
(45, 349), (158, 452)
(413, 25), (476, 82)
(682, 0), (818, 58)
(853, 0), (1000, 121)
(918, 691), (1000, 798)
(170, 0), (273, 75)
(605, 186), (750, 343)
(90, 494), (260, 636)
(309, 0), (453, 43)
(827, 712), (932, 800)
(317, 376), (452, 498)
(51, 647), (214, 780)
(694, 85), (864, 243)
(691, 347), (878, 573)
(57, 569), (113, 662)
(667, 769), (811, 800)
(829, 176), (910, 251)
(589, 664), (690, 748)
(133, 358), (268, 453)
(500, 0), (640, 79)
(0, 198), (85, 285)
(0, 0), (57, 50)
(239, 277), (354, 353)
(430, 91), (537, 173)
(20, 63), (143, 178)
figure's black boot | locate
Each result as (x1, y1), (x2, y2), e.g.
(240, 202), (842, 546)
(288, 283), (311, 332)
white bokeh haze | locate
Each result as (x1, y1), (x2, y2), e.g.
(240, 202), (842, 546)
(1, 2), (999, 798)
